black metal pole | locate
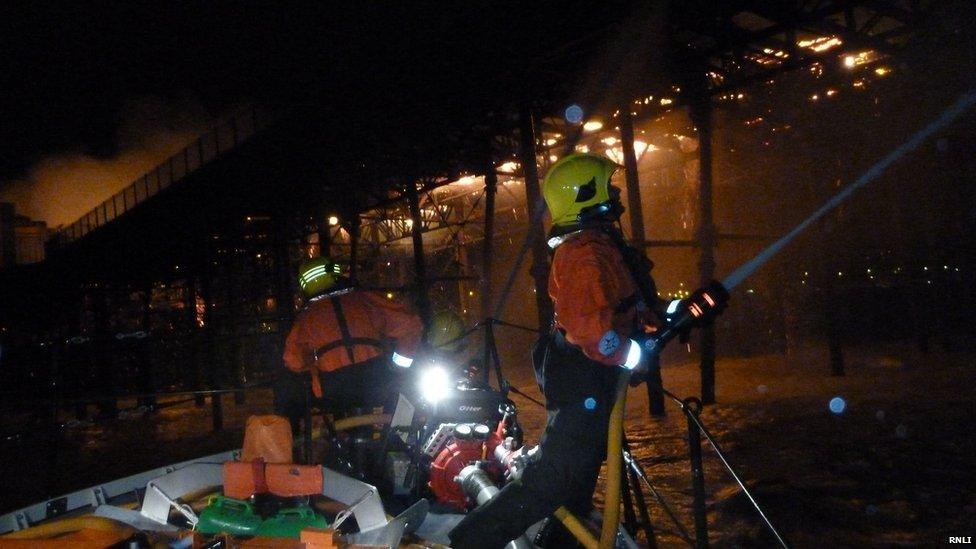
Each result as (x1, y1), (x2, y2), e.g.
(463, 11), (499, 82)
(686, 406), (790, 548)
(199, 255), (222, 431)
(518, 106), (554, 333)
(824, 276), (846, 376)
(685, 397), (709, 548)
(628, 460), (658, 548)
(407, 184), (431, 327)
(349, 215), (361, 283)
(483, 321), (494, 387)
(624, 446), (694, 546)
(92, 287), (118, 418)
(273, 213), (294, 319)
(621, 109), (666, 417)
(226, 260), (245, 406)
(623, 439), (658, 547)
(319, 218), (332, 258)
(690, 94), (718, 405)
(621, 463), (640, 537)
(212, 392), (224, 432)
(139, 281), (157, 410)
(481, 163), (497, 320)
(187, 276), (205, 407)
(619, 109), (647, 247)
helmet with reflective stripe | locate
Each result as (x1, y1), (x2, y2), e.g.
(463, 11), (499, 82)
(542, 153), (619, 227)
(298, 256), (341, 298)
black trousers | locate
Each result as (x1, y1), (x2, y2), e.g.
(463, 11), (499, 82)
(273, 356), (399, 430)
(449, 331), (621, 549)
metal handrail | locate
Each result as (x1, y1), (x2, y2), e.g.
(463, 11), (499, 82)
(50, 106), (270, 248)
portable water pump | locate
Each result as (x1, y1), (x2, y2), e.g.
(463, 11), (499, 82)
(424, 402), (521, 509)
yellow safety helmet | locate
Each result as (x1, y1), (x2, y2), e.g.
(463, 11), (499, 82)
(542, 153), (619, 227)
(428, 309), (466, 352)
(298, 257), (342, 298)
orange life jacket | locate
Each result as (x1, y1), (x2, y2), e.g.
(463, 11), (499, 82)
(282, 290), (422, 397)
(548, 229), (656, 366)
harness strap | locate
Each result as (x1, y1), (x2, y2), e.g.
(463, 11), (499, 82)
(603, 228), (661, 317)
(314, 337), (386, 359)
(331, 296), (357, 364)
(306, 297), (385, 399)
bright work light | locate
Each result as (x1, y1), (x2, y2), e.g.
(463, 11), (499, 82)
(419, 366), (451, 404)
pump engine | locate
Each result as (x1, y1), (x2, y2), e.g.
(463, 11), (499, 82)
(422, 397), (522, 509)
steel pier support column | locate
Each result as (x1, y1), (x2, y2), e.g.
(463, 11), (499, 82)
(620, 109), (647, 247)
(518, 106), (554, 332)
(481, 162), (497, 321)
(185, 275), (205, 407)
(199, 253), (222, 431)
(273, 213), (295, 320)
(92, 286), (117, 418)
(685, 398), (709, 548)
(348, 215), (361, 283)
(481, 161), (498, 380)
(226, 263), (245, 406)
(138, 281), (157, 409)
(690, 94), (717, 405)
(620, 107), (665, 416)
(318, 212), (332, 258)
(408, 184), (431, 327)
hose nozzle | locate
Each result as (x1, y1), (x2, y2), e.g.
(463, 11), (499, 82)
(646, 280), (729, 355)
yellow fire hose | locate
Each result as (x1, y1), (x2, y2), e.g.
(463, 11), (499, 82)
(0, 516), (137, 540)
(333, 413), (392, 432)
(553, 507), (599, 549)
(556, 371), (631, 549)
(308, 413), (393, 440)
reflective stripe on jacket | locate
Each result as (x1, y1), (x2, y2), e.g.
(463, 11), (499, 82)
(549, 229), (641, 366)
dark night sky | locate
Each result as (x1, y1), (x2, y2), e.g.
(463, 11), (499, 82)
(0, 3), (634, 185)
(2, 1), (974, 243)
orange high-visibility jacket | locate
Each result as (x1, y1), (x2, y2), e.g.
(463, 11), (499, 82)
(283, 290), (422, 384)
(549, 229), (650, 366)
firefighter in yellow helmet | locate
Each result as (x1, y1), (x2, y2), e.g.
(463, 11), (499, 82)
(274, 257), (423, 432)
(451, 153), (681, 548)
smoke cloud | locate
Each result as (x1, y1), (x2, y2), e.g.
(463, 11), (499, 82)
(0, 96), (214, 228)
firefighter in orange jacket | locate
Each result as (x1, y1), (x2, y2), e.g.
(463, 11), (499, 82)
(451, 153), (672, 548)
(274, 257), (423, 431)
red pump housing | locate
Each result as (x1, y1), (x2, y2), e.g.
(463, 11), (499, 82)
(427, 425), (506, 509)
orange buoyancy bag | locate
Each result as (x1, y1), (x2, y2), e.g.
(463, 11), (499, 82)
(242, 415), (293, 464)
(266, 464), (323, 497)
(223, 459), (269, 499)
